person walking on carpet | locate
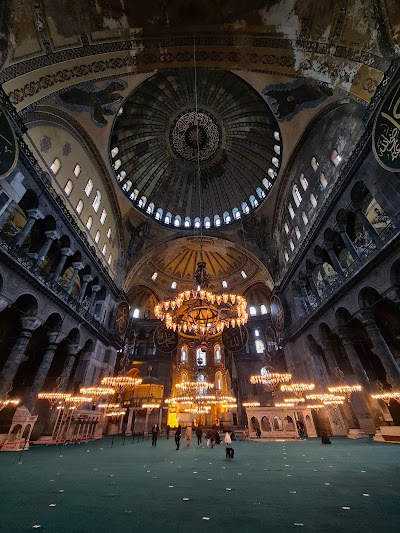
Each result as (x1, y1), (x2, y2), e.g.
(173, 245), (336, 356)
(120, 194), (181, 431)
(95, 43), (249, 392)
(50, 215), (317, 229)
(195, 425), (203, 445)
(166, 424), (170, 439)
(175, 425), (182, 450)
(151, 424), (159, 447)
(185, 425), (192, 447)
(224, 430), (231, 446)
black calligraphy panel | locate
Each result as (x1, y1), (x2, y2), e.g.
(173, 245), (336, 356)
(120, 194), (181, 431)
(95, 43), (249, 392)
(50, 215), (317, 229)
(114, 301), (129, 336)
(373, 81), (400, 172)
(222, 325), (248, 352)
(0, 108), (17, 179)
(154, 325), (179, 353)
(270, 295), (284, 333)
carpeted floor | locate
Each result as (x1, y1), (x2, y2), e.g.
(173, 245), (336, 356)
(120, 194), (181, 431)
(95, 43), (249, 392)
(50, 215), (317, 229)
(0, 436), (399, 532)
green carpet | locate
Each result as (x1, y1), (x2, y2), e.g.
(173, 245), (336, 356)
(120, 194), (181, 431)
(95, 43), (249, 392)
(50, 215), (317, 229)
(0, 436), (399, 532)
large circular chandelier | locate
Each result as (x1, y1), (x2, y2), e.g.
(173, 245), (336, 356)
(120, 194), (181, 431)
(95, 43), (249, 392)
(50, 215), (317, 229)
(155, 260), (248, 344)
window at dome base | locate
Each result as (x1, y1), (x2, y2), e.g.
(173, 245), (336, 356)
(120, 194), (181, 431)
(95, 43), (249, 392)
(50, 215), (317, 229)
(110, 68), (282, 230)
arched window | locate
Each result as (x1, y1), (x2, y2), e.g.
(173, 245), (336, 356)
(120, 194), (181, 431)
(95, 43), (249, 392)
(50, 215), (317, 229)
(64, 180), (73, 196)
(84, 179), (93, 197)
(300, 174), (308, 191)
(131, 189), (139, 201)
(241, 202), (250, 214)
(215, 371), (222, 390)
(95, 231), (100, 244)
(274, 131), (280, 141)
(113, 159), (121, 170)
(289, 240), (295, 251)
(310, 194), (317, 208)
(249, 306), (257, 316)
(331, 149), (342, 166)
(50, 158), (61, 175)
(274, 145), (281, 155)
(262, 178), (272, 190)
(100, 209), (107, 225)
(76, 199), (84, 215)
(92, 190), (101, 212)
(108, 254), (112, 265)
(256, 187), (265, 199)
(284, 222), (289, 234)
(138, 196), (147, 208)
(311, 157), (319, 171)
(295, 226), (301, 239)
(204, 217), (211, 228)
(194, 217), (201, 228)
(320, 173), (328, 189)
(214, 215), (221, 226)
(86, 216), (93, 230)
(174, 215), (181, 227)
(171, 281), (177, 289)
(117, 170), (126, 182)
(272, 156), (279, 167)
(107, 228), (112, 239)
(164, 212), (172, 224)
(292, 184), (302, 207)
(214, 344), (221, 364)
(288, 204), (295, 219)
(132, 308), (140, 318)
(181, 345), (188, 364)
(260, 304), (268, 315)
(147, 203), (155, 215)
(196, 347), (206, 366)
(255, 339), (265, 353)
(155, 208), (163, 220)
(102, 243), (107, 256)
(284, 251), (289, 262)
(233, 208), (241, 219)
(122, 180), (132, 192)
(302, 212), (308, 225)
(241, 270), (247, 279)
(268, 168), (276, 180)
(255, 329), (260, 337)
(249, 195), (258, 208)
(223, 211), (231, 224)
(73, 164), (81, 178)
(111, 147), (119, 158)
(184, 217), (191, 227)
(222, 280), (228, 289)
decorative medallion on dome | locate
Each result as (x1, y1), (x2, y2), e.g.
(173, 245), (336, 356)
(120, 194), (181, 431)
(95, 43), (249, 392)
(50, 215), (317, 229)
(111, 68), (282, 229)
(171, 110), (221, 162)
(270, 295), (285, 333)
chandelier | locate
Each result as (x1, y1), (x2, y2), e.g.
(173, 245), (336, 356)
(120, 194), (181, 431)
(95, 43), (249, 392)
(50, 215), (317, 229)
(328, 385), (362, 395)
(371, 391), (400, 405)
(281, 383), (315, 397)
(250, 372), (292, 394)
(155, 262), (248, 345)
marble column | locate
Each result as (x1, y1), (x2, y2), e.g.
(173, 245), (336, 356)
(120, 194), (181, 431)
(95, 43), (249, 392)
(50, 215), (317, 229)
(14, 209), (43, 247)
(337, 224), (359, 259)
(66, 262), (84, 295)
(358, 309), (400, 387)
(78, 274), (93, 303)
(318, 338), (339, 376)
(298, 280), (311, 311)
(126, 408), (134, 435)
(306, 269), (321, 303)
(0, 316), (42, 400)
(36, 230), (59, 266)
(315, 260), (332, 292)
(0, 200), (15, 232)
(58, 344), (79, 392)
(89, 284), (101, 314)
(354, 208), (382, 248)
(324, 242), (345, 279)
(52, 247), (73, 281)
(25, 332), (64, 410)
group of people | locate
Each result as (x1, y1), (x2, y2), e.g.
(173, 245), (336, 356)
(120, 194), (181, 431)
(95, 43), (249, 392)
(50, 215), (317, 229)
(153, 423), (235, 450)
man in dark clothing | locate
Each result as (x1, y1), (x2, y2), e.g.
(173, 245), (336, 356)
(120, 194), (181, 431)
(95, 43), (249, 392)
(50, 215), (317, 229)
(166, 424), (170, 439)
(175, 425), (182, 450)
(151, 424), (159, 447)
(195, 426), (203, 445)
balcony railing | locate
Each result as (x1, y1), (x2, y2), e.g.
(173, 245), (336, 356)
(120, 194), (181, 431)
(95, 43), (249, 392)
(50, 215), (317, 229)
(0, 233), (121, 343)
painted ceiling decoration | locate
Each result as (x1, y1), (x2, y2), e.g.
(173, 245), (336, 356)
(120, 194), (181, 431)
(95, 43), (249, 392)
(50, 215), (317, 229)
(110, 68), (282, 228)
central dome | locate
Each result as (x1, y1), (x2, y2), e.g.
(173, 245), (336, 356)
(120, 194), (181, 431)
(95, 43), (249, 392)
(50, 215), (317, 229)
(110, 68), (282, 229)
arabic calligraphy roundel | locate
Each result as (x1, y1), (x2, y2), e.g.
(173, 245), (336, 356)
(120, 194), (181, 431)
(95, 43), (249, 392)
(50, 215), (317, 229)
(222, 326), (248, 352)
(270, 295), (284, 333)
(114, 301), (129, 337)
(154, 325), (179, 353)
(373, 80), (400, 172)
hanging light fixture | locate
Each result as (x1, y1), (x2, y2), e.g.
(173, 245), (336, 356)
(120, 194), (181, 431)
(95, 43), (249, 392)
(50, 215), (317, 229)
(250, 372), (292, 393)
(154, 37), (247, 347)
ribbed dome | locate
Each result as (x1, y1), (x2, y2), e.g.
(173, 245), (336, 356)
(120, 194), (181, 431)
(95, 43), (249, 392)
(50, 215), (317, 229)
(110, 68), (282, 229)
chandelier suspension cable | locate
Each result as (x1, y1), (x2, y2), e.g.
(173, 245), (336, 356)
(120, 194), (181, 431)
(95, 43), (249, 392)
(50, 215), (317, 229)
(193, 34), (204, 261)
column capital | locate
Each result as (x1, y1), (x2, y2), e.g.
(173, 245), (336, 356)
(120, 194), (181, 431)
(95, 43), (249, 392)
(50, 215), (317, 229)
(322, 240), (334, 251)
(26, 208), (44, 220)
(44, 230), (59, 240)
(60, 247), (73, 257)
(20, 315), (42, 331)
(357, 308), (376, 326)
(66, 343), (80, 356)
(298, 279), (306, 288)
(83, 274), (93, 283)
(47, 331), (64, 345)
(72, 261), (84, 271)
(91, 284), (101, 293)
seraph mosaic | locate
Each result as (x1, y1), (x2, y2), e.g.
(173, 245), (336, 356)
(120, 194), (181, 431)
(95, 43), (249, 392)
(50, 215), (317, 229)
(56, 79), (127, 127)
(262, 78), (333, 122)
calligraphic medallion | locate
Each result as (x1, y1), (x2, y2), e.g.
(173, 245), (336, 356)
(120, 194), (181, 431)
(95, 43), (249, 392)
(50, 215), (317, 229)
(222, 325), (248, 352)
(154, 325), (179, 353)
(114, 301), (129, 337)
(270, 295), (284, 333)
(373, 80), (400, 172)
(0, 107), (18, 179)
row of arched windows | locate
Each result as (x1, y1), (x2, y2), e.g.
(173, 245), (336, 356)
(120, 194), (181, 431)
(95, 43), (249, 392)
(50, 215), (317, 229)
(180, 344), (222, 365)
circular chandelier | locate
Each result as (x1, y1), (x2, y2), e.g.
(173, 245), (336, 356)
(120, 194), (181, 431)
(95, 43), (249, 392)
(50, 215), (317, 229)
(250, 372), (292, 391)
(281, 383), (315, 397)
(328, 385), (362, 395)
(371, 391), (400, 405)
(155, 261), (248, 344)
(101, 376), (142, 389)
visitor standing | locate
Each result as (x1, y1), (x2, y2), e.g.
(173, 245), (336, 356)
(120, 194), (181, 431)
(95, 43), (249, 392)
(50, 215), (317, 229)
(195, 425), (203, 445)
(175, 425), (182, 450)
(224, 431), (231, 446)
(151, 424), (159, 447)
(166, 424), (170, 439)
(185, 425), (192, 447)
